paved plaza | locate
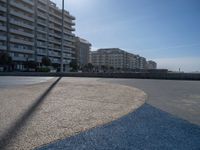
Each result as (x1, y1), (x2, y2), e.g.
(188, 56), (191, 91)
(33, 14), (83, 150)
(0, 77), (200, 150)
(0, 77), (146, 150)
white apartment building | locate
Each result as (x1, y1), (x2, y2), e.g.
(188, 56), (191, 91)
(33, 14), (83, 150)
(138, 57), (147, 69)
(147, 60), (157, 69)
(91, 48), (126, 70)
(0, 0), (75, 71)
(91, 48), (138, 70)
(91, 48), (155, 71)
(75, 37), (91, 67)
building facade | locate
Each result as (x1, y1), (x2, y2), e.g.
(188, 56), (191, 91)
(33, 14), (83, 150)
(91, 48), (156, 71)
(0, 0), (75, 71)
(138, 57), (147, 69)
(91, 48), (138, 70)
(75, 37), (91, 68)
(91, 48), (126, 70)
(147, 60), (157, 69)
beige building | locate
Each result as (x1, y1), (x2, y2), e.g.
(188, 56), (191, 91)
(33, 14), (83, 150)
(91, 48), (138, 70)
(0, 0), (75, 71)
(147, 60), (157, 69)
(75, 37), (91, 68)
(91, 48), (156, 71)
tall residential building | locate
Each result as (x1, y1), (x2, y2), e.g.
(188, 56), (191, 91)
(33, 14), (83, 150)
(91, 48), (139, 70)
(75, 37), (91, 68)
(138, 57), (147, 69)
(91, 48), (156, 71)
(91, 48), (127, 70)
(147, 60), (157, 69)
(0, 0), (75, 71)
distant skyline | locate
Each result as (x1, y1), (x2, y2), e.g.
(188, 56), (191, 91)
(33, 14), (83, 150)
(52, 0), (200, 72)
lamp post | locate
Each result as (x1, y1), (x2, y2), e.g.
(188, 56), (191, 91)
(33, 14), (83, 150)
(61, 0), (64, 72)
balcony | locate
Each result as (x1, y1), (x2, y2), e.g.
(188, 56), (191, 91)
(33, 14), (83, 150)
(48, 47), (61, 52)
(49, 17), (62, 25)
(64, 43), (75, 48)
(37, 5), (47, 12)
(50, 11), (62, 20)
(0, 16), (6, 22)
(37, 20), (47, 27)
(49, 24), (61, 32)
(49, 38), (61, 45)
(10, 10), (34, 22)
(65, 25), (75, 31)
(10, 19), (34, 30)
(0, 5), (6, 12)
(0, 45), (7, 50)
(37, 12), (47, 19)
(10, 38), (34, 46)
(12, 56), (27, 61)
(49, 32), (61, 39)
(0, 26), (6, 31)
(51, 59), (61, 64)
(10, 29), (34, 38)
(37, 36), (47, 41)
(38, 0), (48, 5)
(49, 52), (61, 58)
(0, 35), (6, 41)
(22, 0), (34, 5)
(64, 18), (75, 25)
(37, 28), (47, 34)
(37, 42), (47, 48)
(10, 47), (34, 54)
(10, 1), (34, 14)
(37, 51), (46, 56)
(64, 30), (75, 37)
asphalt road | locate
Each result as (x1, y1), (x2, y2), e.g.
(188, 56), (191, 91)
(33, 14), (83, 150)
(0, 76), (54, 88)
(102, 79), (200, 125)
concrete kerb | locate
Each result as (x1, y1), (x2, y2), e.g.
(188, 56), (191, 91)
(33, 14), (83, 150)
(0, 77), (146, 150)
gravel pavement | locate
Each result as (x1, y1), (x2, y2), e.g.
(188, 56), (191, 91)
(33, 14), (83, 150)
(37, 104), (200, 150)
(0, 77), (146, 150)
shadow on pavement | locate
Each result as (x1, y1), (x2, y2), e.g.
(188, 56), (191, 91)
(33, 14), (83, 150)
(0, 77), (62, 149)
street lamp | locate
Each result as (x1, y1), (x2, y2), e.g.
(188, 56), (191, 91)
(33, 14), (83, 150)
(61, 0), (64, 72)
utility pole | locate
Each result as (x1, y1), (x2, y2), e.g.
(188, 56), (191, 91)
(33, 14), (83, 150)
(61, 0), (64, 72)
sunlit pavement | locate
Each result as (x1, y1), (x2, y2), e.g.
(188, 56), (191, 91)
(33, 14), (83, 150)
(0, 77), (200, 149)
(0, 77), (145, 150)
(0, 76), (54, 88)
(37, 79), (200, 150)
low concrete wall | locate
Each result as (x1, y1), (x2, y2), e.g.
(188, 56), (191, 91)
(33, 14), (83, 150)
(0, 72), (200, 80)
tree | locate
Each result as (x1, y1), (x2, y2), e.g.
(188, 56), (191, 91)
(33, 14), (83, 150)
(0, 52), (12, 65)
(87, 63), (94, 71)
(25, 61), (37, 69)
(69, 59), (78, 72)
(41, 56), (51, 66)
(0, 52), (12, 71)
(83, 63), (94, 72)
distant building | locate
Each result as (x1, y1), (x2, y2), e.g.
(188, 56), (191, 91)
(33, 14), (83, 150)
(91, 48), (141, 70)
(138, 57), (147, 69)
(75, 37), (91, 68)
(91, 48), (127, 70)
(91, 48), (157, 71)
(0, 0), (76, 71)
(147, 60), (157, 69)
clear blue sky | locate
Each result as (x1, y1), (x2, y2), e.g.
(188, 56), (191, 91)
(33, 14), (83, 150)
(52, 0), (200, 72)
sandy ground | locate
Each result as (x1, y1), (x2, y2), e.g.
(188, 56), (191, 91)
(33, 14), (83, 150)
(0, 77), (146, 150)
